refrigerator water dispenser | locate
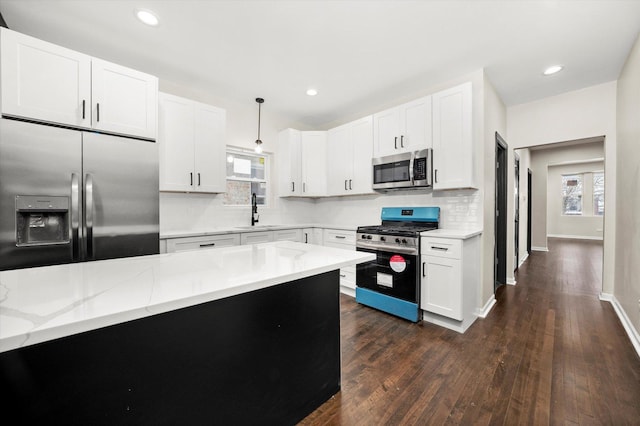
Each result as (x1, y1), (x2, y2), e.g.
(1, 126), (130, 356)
(15, 195), (69, 246)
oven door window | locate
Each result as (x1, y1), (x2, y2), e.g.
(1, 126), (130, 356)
(373, 160), (410, 184)
(356, 248), (418, 302)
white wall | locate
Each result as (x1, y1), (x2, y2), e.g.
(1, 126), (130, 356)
(515, 148), (531, 268)
(481, 75), (507, 305)
(547, 160), (604, 239)
(506, 82), (616, 293)
(615, 32), (640, 346)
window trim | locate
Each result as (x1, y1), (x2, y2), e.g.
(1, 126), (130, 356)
(224, 146), (270, 208)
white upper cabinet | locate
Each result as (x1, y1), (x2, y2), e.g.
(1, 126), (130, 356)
(301, 131), (327, 196)
(432, 82), (475, 190)
(278, 128), (303, 196)
(0, 28), (157, 140)
(91, 58), (157, 140)
(327, 115), (374, 196)
(159, 92), (226, 193)
(1, 28), (91, 128)
(373, 96), (432, 157)
(278, 128), (326, 197)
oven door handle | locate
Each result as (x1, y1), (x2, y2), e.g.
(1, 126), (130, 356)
(356, 244), (418, 256)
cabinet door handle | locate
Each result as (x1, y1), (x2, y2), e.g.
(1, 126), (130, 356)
(335, 235), (346, 239)
(422, 262), (426, 277)
(190, 172), (193, 186)
(340, 273), (346, 278)
(198, 172), (201, 186)
(291, 182), (295, 192)
(431, 246), (449, 251)
(82, 100), (86, 119)
(349, 179), (352, 190)
(199, 243), (216, 248)
(394, 136), (398, 149)
(400, 135), (404, 147)
(304, 233), (308, 243)
(344, 180), (348, 190)
(303, 182), (306, 192)
(435, 169), (438, 183)
(96, 103), (100, 122)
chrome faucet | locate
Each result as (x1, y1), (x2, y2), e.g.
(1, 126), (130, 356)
(251, 192), (259, 226)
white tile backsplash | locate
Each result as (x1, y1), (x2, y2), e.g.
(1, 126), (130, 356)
(160, 188), (482, 233)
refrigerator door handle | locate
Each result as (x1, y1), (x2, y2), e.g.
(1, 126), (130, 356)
(71, 173), (80, 261)
(85, 173), (94, 260)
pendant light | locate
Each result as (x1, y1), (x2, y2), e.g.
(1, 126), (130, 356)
(254, 97), (264, 153)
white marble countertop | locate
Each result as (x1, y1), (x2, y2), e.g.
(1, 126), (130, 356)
(160, 223), (359, 239)
(0, 241), (374, 353)
(421, 228), (483, 239)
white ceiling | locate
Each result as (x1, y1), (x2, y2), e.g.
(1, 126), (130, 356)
(1, 0), (639, 128)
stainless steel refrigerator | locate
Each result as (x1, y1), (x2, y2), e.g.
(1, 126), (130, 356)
(0, 118), (159, 270)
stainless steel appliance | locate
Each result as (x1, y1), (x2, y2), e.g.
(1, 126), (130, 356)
(355, 207), (440, 322)
(372, 149), (433, 191)
(0, 118), (159, 270)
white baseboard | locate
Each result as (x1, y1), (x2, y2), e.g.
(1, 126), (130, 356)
(518, 252), (529, 267)
(601, 294), (640, 358)
(531, 246), (548, 252)
(547, 234), (603, 241)
(507, 277), (516, 285)
(475, 295), (497, 318)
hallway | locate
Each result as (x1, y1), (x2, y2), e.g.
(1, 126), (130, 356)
(301, 238), (640, 425)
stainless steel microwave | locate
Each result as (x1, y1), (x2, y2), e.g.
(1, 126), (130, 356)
(372, 149), (433, 190)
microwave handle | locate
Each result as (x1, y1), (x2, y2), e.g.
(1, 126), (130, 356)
(409, 154), (415, 184)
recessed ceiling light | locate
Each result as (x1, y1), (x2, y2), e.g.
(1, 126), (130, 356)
(135, 9), (159, 26)
(543, 65), (563, 76)
(306, 88), (318, 96)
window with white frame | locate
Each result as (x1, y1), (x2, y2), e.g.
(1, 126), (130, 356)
(593, 172), (605, 216)
(223, 148), (268, 206)
(562, 174), (582, 215)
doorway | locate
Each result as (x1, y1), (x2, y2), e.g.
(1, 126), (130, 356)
(514, 152), (520, 272)
(495, 132), (508, 291)
(527, 169), (532, 254)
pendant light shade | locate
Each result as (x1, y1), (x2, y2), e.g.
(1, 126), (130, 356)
(254, 98), (264, 153)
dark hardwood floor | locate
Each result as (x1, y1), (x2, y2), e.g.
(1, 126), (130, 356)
(300, 238), (640, 425)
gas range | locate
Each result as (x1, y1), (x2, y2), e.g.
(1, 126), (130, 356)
(355, 207), (440, 322)
(356, 209), (439, 254)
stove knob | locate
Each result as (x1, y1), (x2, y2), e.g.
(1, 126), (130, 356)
(395, 238), (401, 243)
(402, 239), (407, 244)
(367, 235), (372, 240)
(361, 234), (367, 239)
(380, 236), (386, 242)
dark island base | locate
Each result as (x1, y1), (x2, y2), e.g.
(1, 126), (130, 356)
(1, 270), (341, 425)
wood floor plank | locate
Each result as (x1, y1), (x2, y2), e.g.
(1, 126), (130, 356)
(299, 239), (640, 425)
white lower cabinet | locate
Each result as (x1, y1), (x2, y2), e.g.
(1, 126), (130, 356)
(322, 229), (356, 295)
(302, 228), (324, 245)
(420, 234), (480, 333)
(165, 234), (241, 253)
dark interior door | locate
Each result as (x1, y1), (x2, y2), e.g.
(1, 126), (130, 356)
(514, 153), (520, 271)
(527, 169), (532, 254)
(495, 132), (508, 290)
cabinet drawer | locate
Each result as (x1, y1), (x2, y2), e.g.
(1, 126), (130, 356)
(241, 231), (274, 245)
(166, 234), (240, 253)
(273, 229), (302, 242)
(421, 237), (462, 259)
(323, 229), (356, 246)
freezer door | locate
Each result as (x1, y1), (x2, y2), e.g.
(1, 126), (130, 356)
(82, 132), (159, 260)
(0, 119), (82, 270)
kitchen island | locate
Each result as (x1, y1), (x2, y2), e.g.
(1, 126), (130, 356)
(0, 241), (374, 425)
